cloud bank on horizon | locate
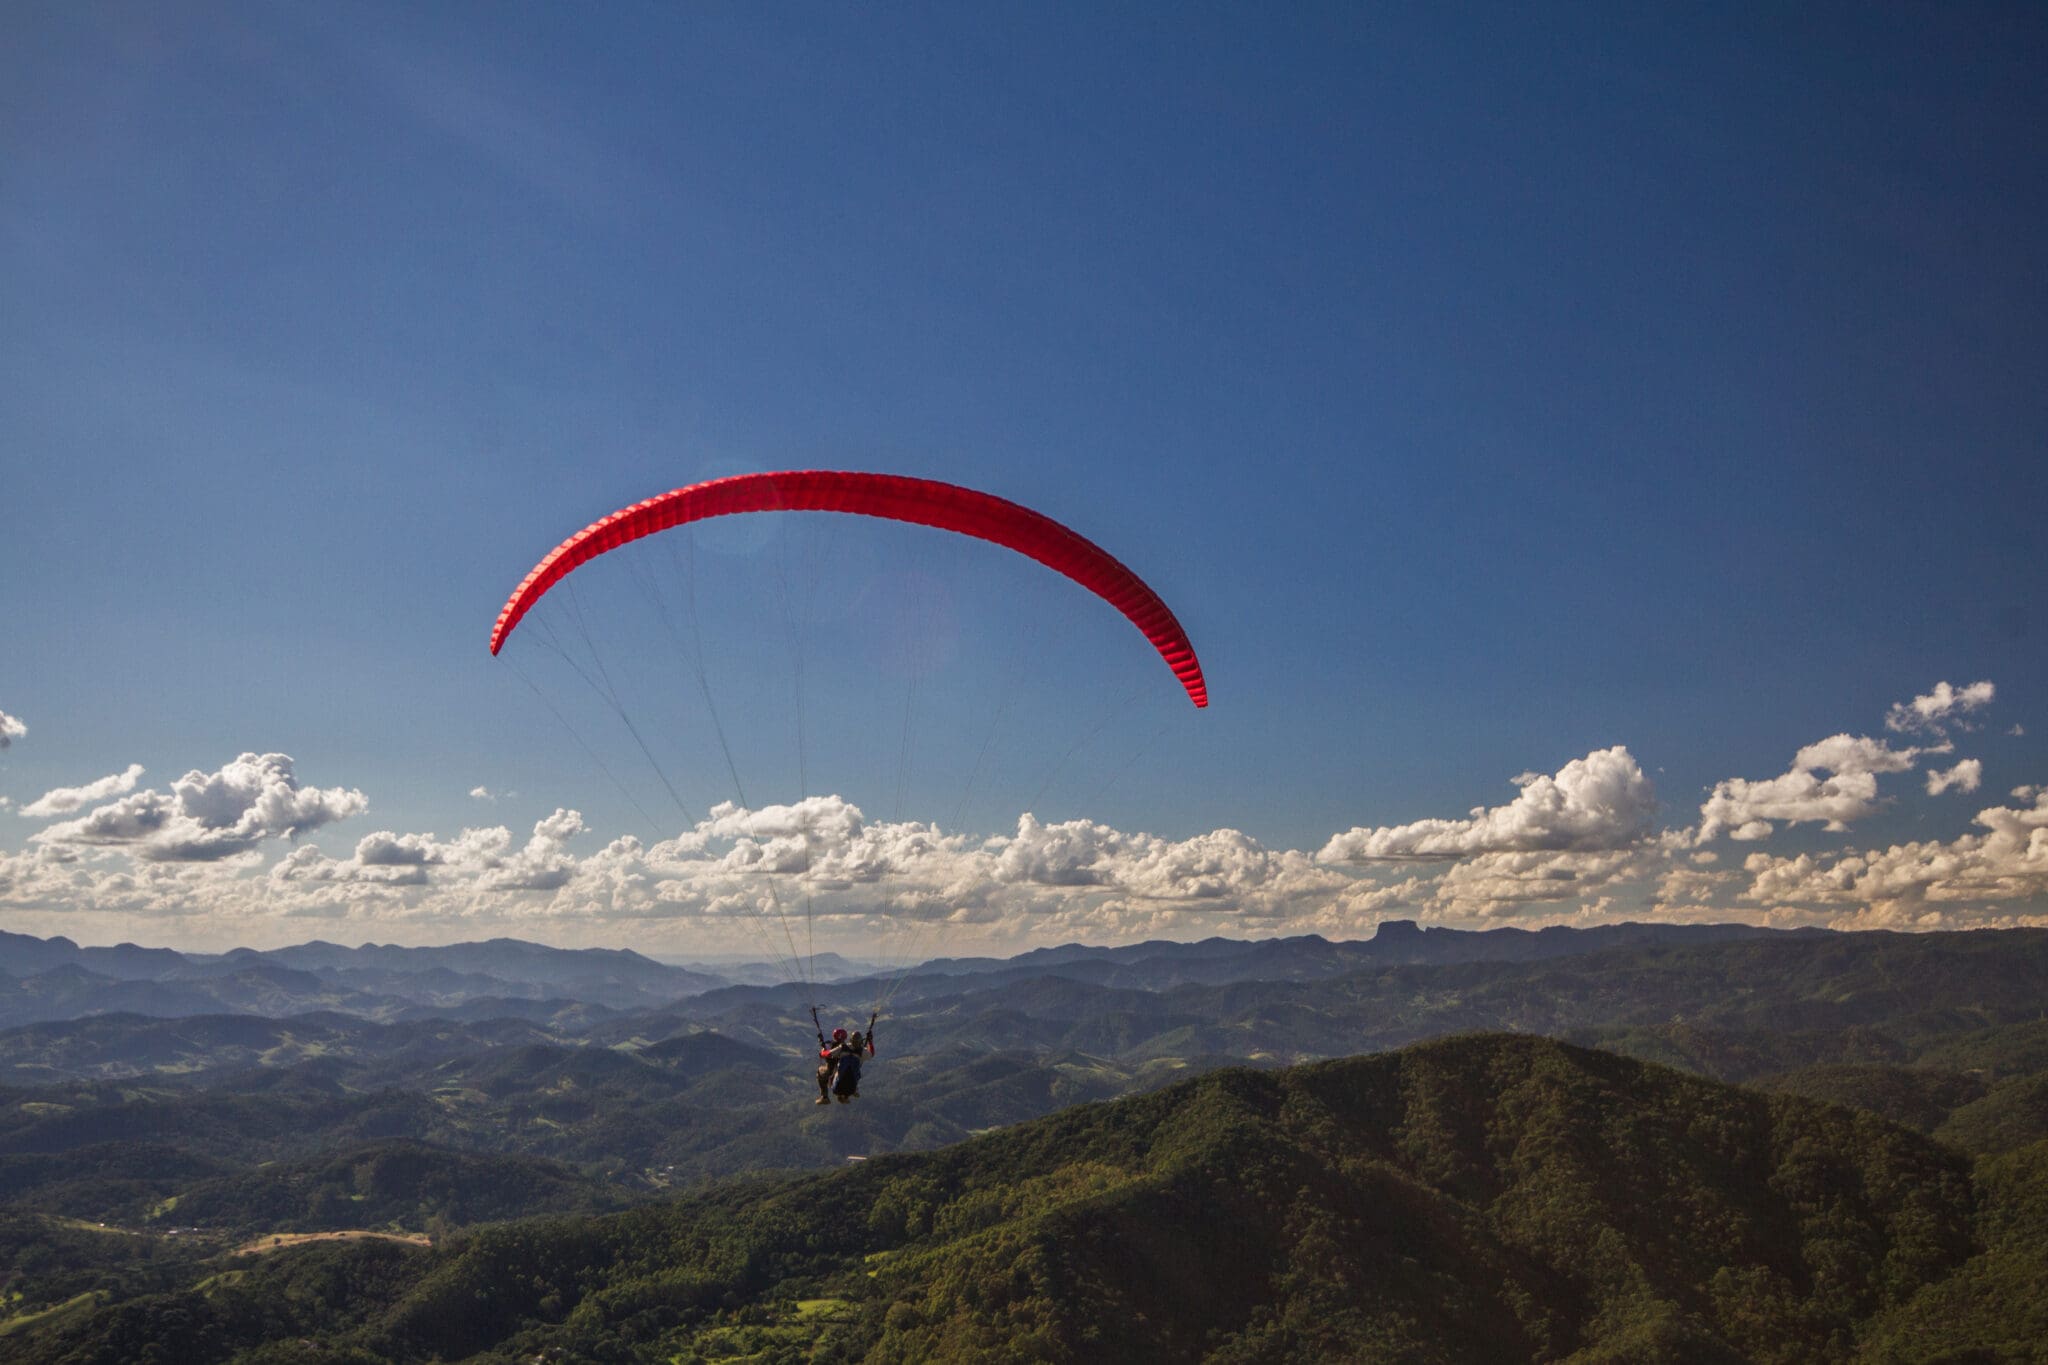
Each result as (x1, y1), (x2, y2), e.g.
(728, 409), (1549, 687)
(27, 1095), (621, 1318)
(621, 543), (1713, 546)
(2, 680), (2040, 952)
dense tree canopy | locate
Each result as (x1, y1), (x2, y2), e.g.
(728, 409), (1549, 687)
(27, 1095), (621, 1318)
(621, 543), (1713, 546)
(10, 1036), (2044, 1363)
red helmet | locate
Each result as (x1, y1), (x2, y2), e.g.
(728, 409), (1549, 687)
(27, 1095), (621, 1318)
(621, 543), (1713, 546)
(832, 1028), (848, 1042)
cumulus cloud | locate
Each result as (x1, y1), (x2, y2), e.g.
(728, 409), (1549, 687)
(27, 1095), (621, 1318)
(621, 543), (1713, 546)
(682, 797), (873, 875)
(994, 813), (1347, 908)
(0, 708), (24, 748)
(1655, 864), (1740, 908)
(469, 786), (497, 802)
(1, 699), (2031, 949)
(1695, 681), (2011, 844)
(652, 797), (1350, 919)
(993, 814), (1124, 887)
(1696, 734), (1931, 842)
(1738, 789), (2048, 924)
(273, 811), (595, 892)
(1426, 847), (1653, 918)
(1317, 747), (1655, 862)
(0, 769), (1512, 944)
(476, 809), (587, 891)
(1886, 679), (1994, 735)
(355, 831), (446, 868)
(1799, 734), (1930, 777)
(21, 764), (146, 819)
(270, 843), (431, 888)
(32, 753), (366, 861)
(1925, 760), (1983, 797)
(219, 792), (1378, 950)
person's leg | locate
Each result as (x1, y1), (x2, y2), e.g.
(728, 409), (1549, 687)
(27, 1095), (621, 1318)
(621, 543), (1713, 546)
(816, 1064), (833, 1103)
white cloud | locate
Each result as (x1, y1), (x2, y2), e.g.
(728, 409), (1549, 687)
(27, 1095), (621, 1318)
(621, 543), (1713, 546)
(270, 843), (431, 888)
(32, 753), (366, 862)
(270, 811), (594, 893)
(0, 709), (24, 749)
(1795, 734), (1928, 777)
(199, 792), (1377, 951)
(21, 764), (146, 819)
(1818, 904), (2048, 932)
(1886, 679), (1994, 735)
(1317, 747), (1655, 861)
(684, 797), (873, 875)
(993, 813), (1347, 909)
(1, 703), (2033, 950)
(1925, 759), (1983, 797)
(1426, 847), (1653, 918)
(469, 786), (497, 802)
(993, 814), (1124, 887)
(1738, 789), (2048, 921)
(476, 809), (587, 891)
(355, 831), (445, 868)
(1696, 733), (1930, 842)
(1655, 864), (1740, 908)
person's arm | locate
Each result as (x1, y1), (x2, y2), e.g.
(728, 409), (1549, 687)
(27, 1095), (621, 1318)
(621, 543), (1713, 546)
(867, 1012), (878, 1056)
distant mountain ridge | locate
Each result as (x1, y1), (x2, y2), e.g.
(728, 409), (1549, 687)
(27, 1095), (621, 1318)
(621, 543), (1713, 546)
(0, 931), (727, 1025)
(632, 918), (1819, 1015)
(2, 920), (1811, 1028)
(0, 931), (188, 981)
(660, 951), (886, 984)
(914, 917), (1810, 984)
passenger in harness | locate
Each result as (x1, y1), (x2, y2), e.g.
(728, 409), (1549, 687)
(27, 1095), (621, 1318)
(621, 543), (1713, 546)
(814, 1011), (877, 1105)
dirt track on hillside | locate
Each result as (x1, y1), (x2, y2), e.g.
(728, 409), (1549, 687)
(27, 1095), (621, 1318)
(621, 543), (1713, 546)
(231, 1230), (431, 1256)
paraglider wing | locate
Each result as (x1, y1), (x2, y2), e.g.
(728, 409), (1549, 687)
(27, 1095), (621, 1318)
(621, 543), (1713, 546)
(489, 471), (1208, 707)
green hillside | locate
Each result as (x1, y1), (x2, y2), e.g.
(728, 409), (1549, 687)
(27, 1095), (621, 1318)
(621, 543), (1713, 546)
(15, 1034), (2041, 1364)
(10, 930), (2048, 1218)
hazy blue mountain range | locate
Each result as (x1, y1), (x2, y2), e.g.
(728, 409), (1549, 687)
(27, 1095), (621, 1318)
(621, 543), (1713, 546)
(659, 951), (888, 984)
(0, 920), (1820, 1029)
(0, 932), (726, 1025)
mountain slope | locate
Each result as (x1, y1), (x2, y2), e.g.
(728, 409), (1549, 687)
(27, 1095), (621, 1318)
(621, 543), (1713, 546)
(9, 1034), (1996, 1364)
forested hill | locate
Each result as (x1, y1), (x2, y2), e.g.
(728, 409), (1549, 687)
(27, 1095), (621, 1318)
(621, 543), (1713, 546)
(11, 1034), (2045, 1363)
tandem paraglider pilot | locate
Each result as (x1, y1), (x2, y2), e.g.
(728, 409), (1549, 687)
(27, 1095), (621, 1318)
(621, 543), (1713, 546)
(815, 1011), (877, 1105)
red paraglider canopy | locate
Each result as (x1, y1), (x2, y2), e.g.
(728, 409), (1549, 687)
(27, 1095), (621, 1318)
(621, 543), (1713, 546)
(490, 471), (1208, 707)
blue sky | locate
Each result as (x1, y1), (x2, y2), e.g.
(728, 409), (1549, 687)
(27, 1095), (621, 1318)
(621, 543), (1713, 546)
(3, 2), (2044, 957)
